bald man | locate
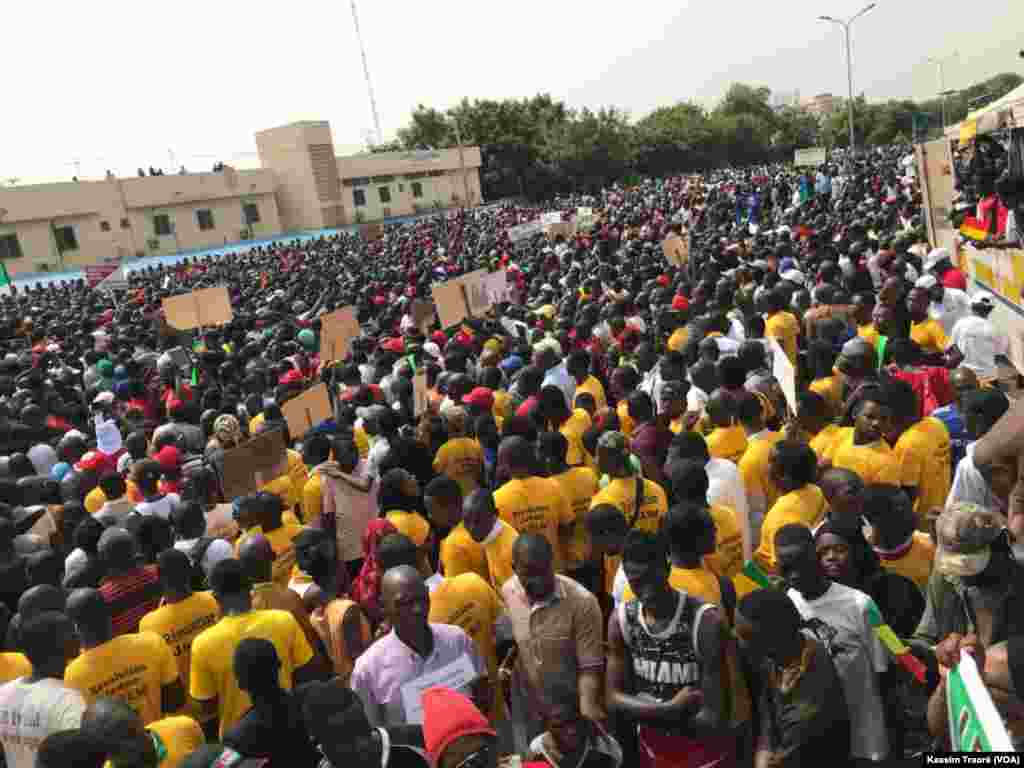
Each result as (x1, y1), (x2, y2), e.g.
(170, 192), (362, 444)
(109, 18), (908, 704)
(349, 565), (488, 727)
(238, 535), (323, 659)
(81, 696), (203, 768)
(818, 467), (866, 530)
(932, 367), (980, 473)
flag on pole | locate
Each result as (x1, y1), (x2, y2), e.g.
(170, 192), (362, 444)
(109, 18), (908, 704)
(866, 600), (927, 684)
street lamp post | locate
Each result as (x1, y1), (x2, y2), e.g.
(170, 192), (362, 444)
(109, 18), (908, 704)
(819, 3), (876, 153)
(927, 52), (959, 131)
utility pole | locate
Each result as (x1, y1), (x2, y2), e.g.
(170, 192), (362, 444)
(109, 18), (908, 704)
(350, 0), (383, 146)
(928, 52), (959, 131)
(452, 116), (470, 208)
(819, 3), (877, 153)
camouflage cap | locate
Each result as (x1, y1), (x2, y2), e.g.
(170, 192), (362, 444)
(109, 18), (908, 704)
(935, 501), (1006, 554)
(597, 430), (629, 457)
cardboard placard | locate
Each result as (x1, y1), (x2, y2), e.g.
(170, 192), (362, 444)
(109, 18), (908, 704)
(282, 383), (333, 439)
(162, 286), (233, 330)
(484, 270), (510, 304)
(411, 298), (435, 334)
(662, 236), (689, 267)
(508, 221), (543, 243)
(545, 221), (574, 239)
(431, 279), (469, 329)
(459, 269), (491, 317)
(221, 429), (288, 501)
(319, 306), (360, 363)
(794, 147), (827, 167)
(768, 338), (798, 416)
(413, 372), (429, 417)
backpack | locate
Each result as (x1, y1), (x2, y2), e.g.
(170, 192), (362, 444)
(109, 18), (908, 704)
(187, 537), (217, 591)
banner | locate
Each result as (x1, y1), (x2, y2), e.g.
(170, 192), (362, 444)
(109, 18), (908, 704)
(162, 286), (233, 330)
(794, 147), (827, 167)
(946, 650), (1013, 751)
(508, 221), (543, 243)
(319, 306), (360, 363)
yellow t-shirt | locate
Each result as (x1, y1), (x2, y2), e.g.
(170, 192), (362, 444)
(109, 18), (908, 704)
(560, 409), (593, 467)
(140, 592), (221, 692)
(85, 487), (107, 515)
(353, 426), (370, 459)
(190, 610), (314, 738)
(876, 532), (935, 592)
(574, 376), (607, 412)
(858, 324), (881, 351)
(894, 417), (951, 524)
(433, 437), (484, 497)
(590, 476), (669, 537)
(148, 716), (205, 768)
(809, 424), (843, 461)
(494, 477), (573, 571)
(428, 573), (504, 717)
(301, 472), (323, 526)
(910, 319), (949, 354)
(667, 327), (689, 353)
(766, 311), (800, 365)
(259, 473), (294, 511)
(0, 653), (30, 685)
(617, 401), (636, 438)
(706, 503), (744, 580)
(440, 523), (489, 583)
(755, 485), (828, 574)
(65, 632), (178, 725)
(384, 509), (431, 547)
(707, 425), (748, 465)
(235, 523), (305, 587)
(809, 376), (843, 414)
(830, 432), (901, 485)
(286, 450), (308, 511)
(483, 523), (519, 592)
(493, 390), (513, 426)
(738, 431), (783, 515)
(551, 466), (600, 571)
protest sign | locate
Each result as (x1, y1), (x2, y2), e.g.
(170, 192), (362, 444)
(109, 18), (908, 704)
(577, 207), (593, 218)
(431, 279), (470, 329)
(400, 654), (477, 724)
(411, 298), (435, 334)
(319, 306), (360, 363)
(541, 212), (562, 225)
(221, 429), (288, 500)
(459, 269), (491, 316)
(794, 147), (827, 167)
(484, 270), (509, 304)
(768, 338), (797, 415)
(413, 372), (429, 417)
(947, 650), (1014, 751)
(508, 221), (543, 243)
(545, 222), (574, 239)
(162, 286), (233, 330)
(662, 236), (689, 267)
(282, 383), (333, 439)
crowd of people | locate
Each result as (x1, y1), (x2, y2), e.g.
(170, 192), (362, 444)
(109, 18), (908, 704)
(0, 142), (1023, 768)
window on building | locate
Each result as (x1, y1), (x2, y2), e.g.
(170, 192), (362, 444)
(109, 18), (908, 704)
(349, 177), (370, 187)
(411, 182), (424, 198)
(54, 226), (79, 251)
(353, 189), (366, 207)
(196, 209), (215, 231)
(0, 234), (22, 261)
(243, 203), (260, 225)
(371, 175), (395, 183)
(379, 186), (391, 204)
(153, 214), (172, 236)
(120, 218), (131, 230)
(100, 221), (111, 232)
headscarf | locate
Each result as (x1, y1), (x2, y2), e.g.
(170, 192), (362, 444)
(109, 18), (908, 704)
(213, 414), (242, 448)
(350, 518), (399, 626)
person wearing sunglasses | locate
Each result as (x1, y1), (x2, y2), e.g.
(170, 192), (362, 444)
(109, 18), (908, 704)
(422, 687), (497, 768)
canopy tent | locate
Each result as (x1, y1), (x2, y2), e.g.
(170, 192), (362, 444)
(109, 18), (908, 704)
(946, 83), (1024, 142)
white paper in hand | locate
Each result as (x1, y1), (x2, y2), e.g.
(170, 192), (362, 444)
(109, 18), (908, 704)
(400, 653), (477, 724)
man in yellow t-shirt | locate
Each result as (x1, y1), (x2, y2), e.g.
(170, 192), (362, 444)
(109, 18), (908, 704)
(765, 290), (801, 365)
(666, 460), (744, 580)
(539, 431), (601, 593)
(591, 431), (669, 535)
(81, 697), (204, 768)
(190, 559), (320, 738)
(862, 485), (934, 592)
(494, 437), (574, 572)
(428, 572), (506, 718)
(755, 441), (828, 575)
(140, 550), (220, 694)
(907, 287), (950, 355)
(568, 349), (607, 412)
(705, 393), (748, 464)
(432, 407), (484, 497)
(463, 489), (520, 594)
(299, 433), (333, 524)
(65, 589), (184, 726)
(233, 493), (305, 587)
(736, 392), (783, 547)
(828, 395), (900, 486)
(425, 476), (488, 583)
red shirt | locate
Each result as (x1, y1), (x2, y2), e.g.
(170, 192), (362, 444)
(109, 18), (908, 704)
(99, 565), (162, 637)
(941, 268), (967, 291)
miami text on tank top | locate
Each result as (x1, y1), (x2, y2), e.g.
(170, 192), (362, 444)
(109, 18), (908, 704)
(622, 591), (707, 703)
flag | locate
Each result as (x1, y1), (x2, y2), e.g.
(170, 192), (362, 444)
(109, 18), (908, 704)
(947, 650), (1013, 751)
(0, 262), (11, 294)
(866, 600), (926, 684)
(960, 215), (989, 242)
(742, 560), (773, 590)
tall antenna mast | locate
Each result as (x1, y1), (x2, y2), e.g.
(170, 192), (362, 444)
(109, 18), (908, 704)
(350, 0), (383, 146)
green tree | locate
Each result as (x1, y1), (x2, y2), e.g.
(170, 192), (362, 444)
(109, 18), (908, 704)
(396, 105), (453, 148)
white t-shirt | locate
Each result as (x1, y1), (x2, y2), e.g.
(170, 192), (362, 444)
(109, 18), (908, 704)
(950, 314), (1009, 380)
(787, 582), (889, 761)
(0, 678), (85, 768)
(134, 493), (181, 521)
(947, 442), (1001, 512)
(930, 288), (972, 337)
(174, 537), (234, 576)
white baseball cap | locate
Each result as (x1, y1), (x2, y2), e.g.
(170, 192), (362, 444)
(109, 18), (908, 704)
(971, 291), (995, 308)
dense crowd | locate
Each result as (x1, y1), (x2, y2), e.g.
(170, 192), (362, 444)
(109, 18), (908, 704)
(0, 142), (1022, 768)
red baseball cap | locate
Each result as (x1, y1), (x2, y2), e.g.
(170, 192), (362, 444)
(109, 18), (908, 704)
(154, 445), (182, 472)
(462, 387), (495, 411)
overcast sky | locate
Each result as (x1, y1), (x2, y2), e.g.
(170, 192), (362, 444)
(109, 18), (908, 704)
(4, 0), (1022, 184)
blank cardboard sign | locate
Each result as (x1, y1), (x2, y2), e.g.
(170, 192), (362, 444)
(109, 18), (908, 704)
(319, 306), (360, 363)
(282, 383), (333, 439)
(432, 280), (469, 329)
(221, 429), (288, 500)
(413, 372), (429, 417)
(460, 269), (491, 316)
(162, 286), (233, 330)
